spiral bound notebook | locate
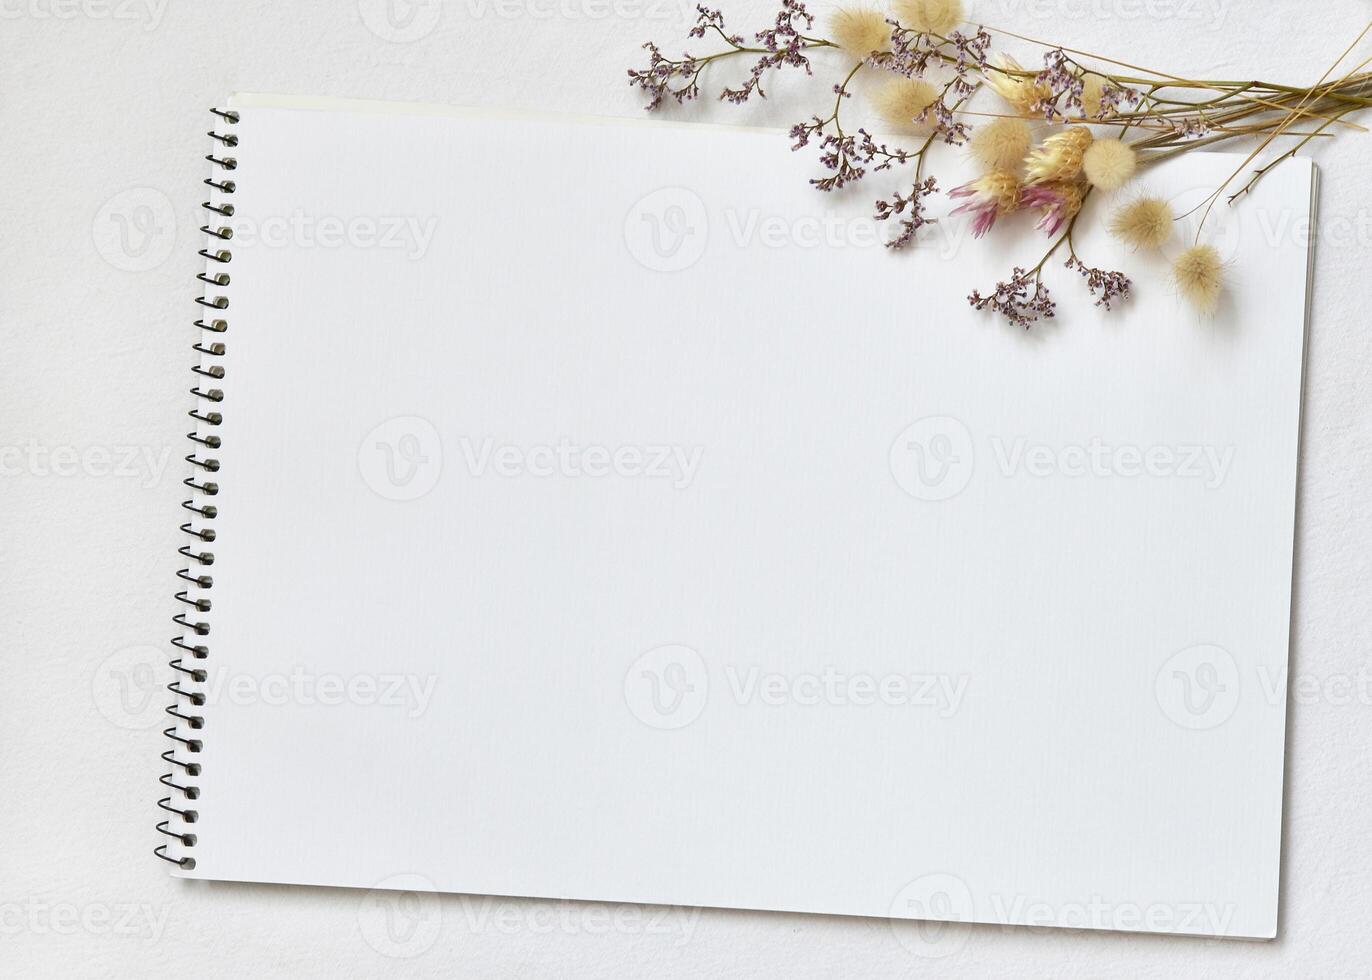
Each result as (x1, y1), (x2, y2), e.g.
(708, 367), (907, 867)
(159, 94), (1317, 940)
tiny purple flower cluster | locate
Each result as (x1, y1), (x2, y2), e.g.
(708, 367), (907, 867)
(1034, 48), (1141, 120)
(721, 0), (817, 104)
(627, 42), (703, 111)
(882, 25), (988, 145)
(1167, 116), (1212, 139)
(968, 267), (1058, 329)
(1065, 256), (1132, 309)
(627, 2), (818, 110)
(791, 120), (914, 192)
(874, 175), (939, 249)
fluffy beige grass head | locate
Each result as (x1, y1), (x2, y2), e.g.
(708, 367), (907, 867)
(1082, 138), (1137, 190)
(1174, 244), (1224, 314)
(1109, 197), (1173, 250)
(830, 7), (891, 60)
(871, 76), (940, 134)
(892, 0), (963, 35)
(969, 117), (1032, 172)
(1080, 74), (1105, 118)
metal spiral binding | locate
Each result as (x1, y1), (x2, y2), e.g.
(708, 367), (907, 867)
(157, 107), (239, 871)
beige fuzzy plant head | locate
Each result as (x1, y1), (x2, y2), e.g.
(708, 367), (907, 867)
(1082, 138), (1137, 190)
(1079, 74), (1106, 118)
(1109, 198), (1174, 250)
(969, 117), (1032, 172)
(830, 7), (891, 61)
(1174, 244), (1224, 314)
(871, 77), (940, 134)
(892, 0), (963, 35)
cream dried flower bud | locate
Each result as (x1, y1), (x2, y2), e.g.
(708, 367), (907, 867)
(871, 77), (940, 134)
(1082, 138), (1137, 190)
(892, 0), (963, 35)
(949, 169), (1022, 238)
(1080, 73), (1106, 118)
(1024, 126), (1094, 184)
(1109, 198), (1173, 250)
(969, 117), (1032, 173)
(830, 7), (891, 61)
(1020, 181), (1085, 236)
(984, 53), (1053, 116)
(1174, 244), (1223, 314)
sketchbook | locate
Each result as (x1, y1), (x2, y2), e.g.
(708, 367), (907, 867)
(159, 94), (1316, 941)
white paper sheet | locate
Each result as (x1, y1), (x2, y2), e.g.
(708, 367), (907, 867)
(166, 95), (1314, 940)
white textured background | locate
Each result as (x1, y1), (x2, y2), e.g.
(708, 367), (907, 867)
(2, 0), (1370, 976)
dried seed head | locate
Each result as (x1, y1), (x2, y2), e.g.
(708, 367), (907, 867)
(1082, 138), (1137, 190)
(1020, 180), (1086, 236)
(949, 169), (1022, 238)
(1024, 126), (1094, 184)
(1174, 244), (1224, 314)
(871, 77), (940, 134)
(969, 117), (1032, 172)
(892, 0), (964, 35)
(830, 7), (892, 60)
(1080, 73), (1106, 118)
(985, 53), (1054, 116)
(1109, 197), (1173, 250)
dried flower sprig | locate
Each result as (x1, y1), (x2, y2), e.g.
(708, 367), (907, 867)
(627, 2), (829, 110)
(1065, 255), (1131, 310)
(873, 174), (939, 248)
(628, 3), (1371, 325)
(968, 265), (1057, 329)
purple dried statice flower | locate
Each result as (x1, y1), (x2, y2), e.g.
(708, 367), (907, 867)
(627, 42), (703, 111)
(791, 117), (913, 191)
(1033, 49), (1142, 121)
(880, 25), (983, 144)
(931, 99), (971, 145)
(1166, 115), (1213, 139)
(969, 266), (1057, 329)
(1087, 74), (1141, 119)
(628, 1), (819, 110)
(721, 0), (817, 103)
(1034, 49), (1083, 120)
(857, 129), (914, 172)
(947, 27), (992, 78)
(688, 4), (739, 42)
(1065, 255), (1132, 309)
(883, 21), (944, 79)
(874, 175), (938, 249)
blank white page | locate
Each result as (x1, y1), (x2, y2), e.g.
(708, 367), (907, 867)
(168, 94), (1313, 940)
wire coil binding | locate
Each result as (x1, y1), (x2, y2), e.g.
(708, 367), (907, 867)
(157, 107), (239, 871)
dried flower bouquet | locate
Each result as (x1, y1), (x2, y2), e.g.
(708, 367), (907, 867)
(628, 0), (1371, 326)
